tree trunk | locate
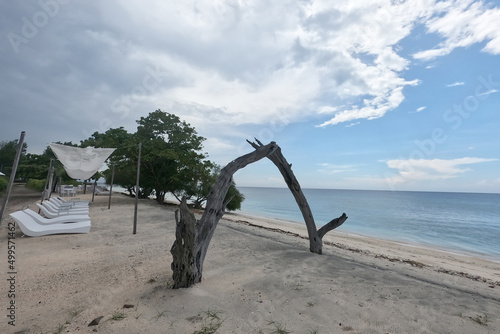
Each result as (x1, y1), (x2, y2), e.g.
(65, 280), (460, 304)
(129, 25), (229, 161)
(170, 140), (347, 288)
(247, 139), (323, 253)
(170, 197), (200, 287)
(155, 190), (165, 204)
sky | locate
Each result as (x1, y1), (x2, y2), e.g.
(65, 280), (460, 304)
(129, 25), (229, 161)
(1, 0), (499, 193)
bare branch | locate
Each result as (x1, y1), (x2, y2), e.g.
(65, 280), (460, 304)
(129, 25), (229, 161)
(317, 213), (348, 239)
(170, 140), (348, 288)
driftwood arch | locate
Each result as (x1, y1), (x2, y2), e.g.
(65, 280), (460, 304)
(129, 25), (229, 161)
(170, 139), (348, 288)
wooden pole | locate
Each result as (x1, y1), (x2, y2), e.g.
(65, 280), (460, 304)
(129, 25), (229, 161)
(38, 159), (54, 214)
(92, 179), (97, 202)
(41, 159), (54, 202)
(0, 131), (26, 225)
(107, 163), (115, 210)
(133, 143), (142, 234)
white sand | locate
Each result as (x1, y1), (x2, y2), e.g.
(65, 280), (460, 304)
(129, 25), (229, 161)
(1, 185), (499, 333)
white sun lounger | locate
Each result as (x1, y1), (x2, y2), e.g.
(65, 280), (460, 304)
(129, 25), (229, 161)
(9, 211), (90, 237)
(57, 196), (89, 205)
(52, 197), (89, 207)
(31, 206), (90, 222)
(49, 198), (88, 209)
(42, 201), (89, 215)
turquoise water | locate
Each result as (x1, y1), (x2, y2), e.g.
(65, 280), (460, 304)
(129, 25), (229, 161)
(237, 187), (500, 260)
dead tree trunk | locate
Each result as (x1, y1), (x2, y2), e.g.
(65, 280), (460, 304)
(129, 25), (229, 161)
(170, 140), (347, 288)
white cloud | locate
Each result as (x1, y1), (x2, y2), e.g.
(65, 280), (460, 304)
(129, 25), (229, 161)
(2, 0), (500, 157)
(409, 106), (427, 113)
(99, 0), (428, 128)
(477, 88), (499, 97)
(446, 81), (465, 87)
(413, 0), (500, 60)
(385, 157), (497, 184)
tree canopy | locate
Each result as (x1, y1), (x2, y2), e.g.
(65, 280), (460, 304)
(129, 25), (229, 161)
(2, 110), (244, 210)
(0, 139), (27, 176)
(81, 110), (244, 210)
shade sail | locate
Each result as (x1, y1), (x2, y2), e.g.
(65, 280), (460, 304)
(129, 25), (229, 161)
(0, 172), (5, 176)
(49, 143), (115, 180)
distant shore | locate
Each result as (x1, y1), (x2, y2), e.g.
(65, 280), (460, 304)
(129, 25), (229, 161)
(1, 185), (499, 333)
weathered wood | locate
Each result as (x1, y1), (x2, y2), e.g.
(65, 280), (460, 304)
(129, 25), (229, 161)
(317, 213), (348, 239)
(170, 197), (200, 288)
(171, 142), (279, 288)
(170, 140), (348, 288)
(247, 139), (323, 253)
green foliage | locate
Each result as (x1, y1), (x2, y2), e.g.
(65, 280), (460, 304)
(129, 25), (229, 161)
(174, 164), (244, 211)
(173, 160), (216, 208)
(193, 310), (224, 334)
(15, 142), (79, 183)
(17, 153), (52, 180)
(26, 179), (46, 191)
(225, 181), (245, 211)
(82, 127), (140, 195)
(0, 176), (7, 191)
(136, 110), (207, 203)
(0, 139), (27, 176)
(111, 311), (126, 321)
(80, 110), (245, 208)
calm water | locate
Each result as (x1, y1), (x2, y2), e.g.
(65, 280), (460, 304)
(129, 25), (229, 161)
(238, 187), (500, 260)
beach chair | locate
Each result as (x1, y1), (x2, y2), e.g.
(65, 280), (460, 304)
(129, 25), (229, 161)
(42, 201), (88, 216)
(94, 186), (110, 196)
(35, 203), (90, 220)
(51, 197), (88, 208)
(9, 211), (90, 237)
(42, 201), (89, 215)
(57, 197), (89, 206)
(24, 208), (90, 224)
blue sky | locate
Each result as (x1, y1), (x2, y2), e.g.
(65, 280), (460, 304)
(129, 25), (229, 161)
(1, 0), (499, 193)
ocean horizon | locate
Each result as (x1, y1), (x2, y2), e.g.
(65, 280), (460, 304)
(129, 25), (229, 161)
(237, 186), (500, 261)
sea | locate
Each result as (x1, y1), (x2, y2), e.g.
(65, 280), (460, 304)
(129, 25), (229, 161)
(237, 187), (500, 261)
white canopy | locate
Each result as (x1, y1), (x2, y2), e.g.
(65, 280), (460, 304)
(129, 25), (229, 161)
(0, 171), (5, 176)
(49, 143), (115, 180)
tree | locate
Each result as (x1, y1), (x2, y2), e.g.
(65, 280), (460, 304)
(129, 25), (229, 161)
(80, 111), (222, 203)
(0, 139), (27, 176)
(170, 140), (347, 288)
(16, 153), (51, 180)
(225, 180), (245, 211)
(172, 163), (244, 211)
(81, 127), (140, 195)
(135, 110), (208, 204)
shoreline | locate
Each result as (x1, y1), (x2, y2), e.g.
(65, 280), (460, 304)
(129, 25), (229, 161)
(1, 187), (500, 333)
(224, 211), (500, 287)
(237, 187), (500, 261)
(238, 212), (500, 264)
(232, 208), (500, 262)
(142, 189), (500, 262)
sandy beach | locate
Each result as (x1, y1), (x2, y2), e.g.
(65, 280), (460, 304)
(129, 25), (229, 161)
(1, 184), (499, 333)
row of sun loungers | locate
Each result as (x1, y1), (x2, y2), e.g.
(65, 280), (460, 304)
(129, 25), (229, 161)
(9, 197), (91, 237)
(37, 198), (89, 217)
